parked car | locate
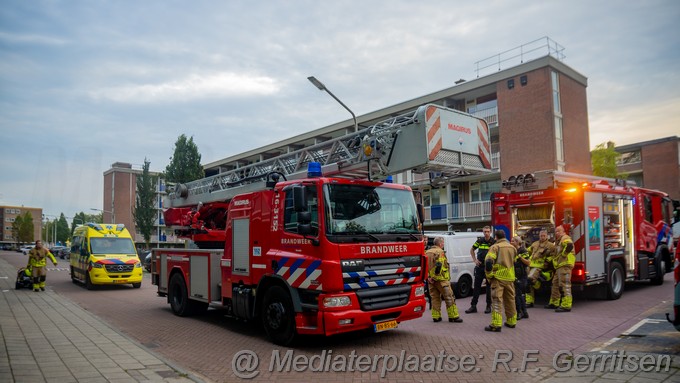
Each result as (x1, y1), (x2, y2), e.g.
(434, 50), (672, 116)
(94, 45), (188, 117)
(49, 246), (70, 259)
(20, 245), (34, 255)
(425, 231), (480, 298)
(142, 251), (152, 272)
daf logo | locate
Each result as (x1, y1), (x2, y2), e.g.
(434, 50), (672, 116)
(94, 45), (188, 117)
(341, 260), (364, 271)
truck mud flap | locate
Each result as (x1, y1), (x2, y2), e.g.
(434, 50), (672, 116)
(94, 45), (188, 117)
(233, 286), (254, 320)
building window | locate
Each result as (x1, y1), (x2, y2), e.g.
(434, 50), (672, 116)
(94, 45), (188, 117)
(555, 116), (564, 163)
(423, 189), (431, 207)
(552, 71), (561, 115)
(481, 180), (501, 201)
(616, 151), (641, 165)
(470, 182), (481, 202)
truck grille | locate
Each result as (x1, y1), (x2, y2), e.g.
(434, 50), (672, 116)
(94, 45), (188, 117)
(341, 255), (422, 290)
(105, 264), (134, 273)
(341, 255), (422, 311)
(356, 284), (411, 311)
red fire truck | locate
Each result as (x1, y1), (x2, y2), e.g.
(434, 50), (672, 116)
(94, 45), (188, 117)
(151, 104), (493, 344)
(492, 170), (674, 300)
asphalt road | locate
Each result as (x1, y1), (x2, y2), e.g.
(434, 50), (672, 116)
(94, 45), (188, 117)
(2, 250), (679, 382)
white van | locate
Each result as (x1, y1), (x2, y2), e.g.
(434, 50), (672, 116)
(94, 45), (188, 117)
(425, 231), (480, 298)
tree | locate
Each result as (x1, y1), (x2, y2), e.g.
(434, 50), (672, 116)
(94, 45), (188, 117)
(591, 141), (622, 178)
(57, 214), (70, 244)
(71, 211), (102, 234)
(12, 212), (34, 244)
(134, 158), (158, 248)
(165, 134), (204, 183)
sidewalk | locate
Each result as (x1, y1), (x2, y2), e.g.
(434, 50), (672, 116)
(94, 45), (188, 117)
(0, 257), (203, 383)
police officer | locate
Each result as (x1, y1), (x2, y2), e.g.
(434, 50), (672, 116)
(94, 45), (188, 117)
(27, 240), (58, 292)
(547, 225), (575, 312)
(511, 236), (530, 320)
(466, 226), (494, 314)
(526, 229), (555, 307)
(484, 230), (517, 332)
(427, 237), (463, 323)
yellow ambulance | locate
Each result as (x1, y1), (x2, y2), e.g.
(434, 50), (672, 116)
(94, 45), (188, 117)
(70, 223), (143, 289)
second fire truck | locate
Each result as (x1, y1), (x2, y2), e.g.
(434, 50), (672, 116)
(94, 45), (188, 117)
(492, 170), (675, 300)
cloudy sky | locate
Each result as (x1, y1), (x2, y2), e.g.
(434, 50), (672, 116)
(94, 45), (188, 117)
(1, 0), (679, 220)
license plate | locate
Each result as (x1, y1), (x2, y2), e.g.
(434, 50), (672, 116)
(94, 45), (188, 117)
(374, 320), (398, 333)
(113, 279), (128, 283)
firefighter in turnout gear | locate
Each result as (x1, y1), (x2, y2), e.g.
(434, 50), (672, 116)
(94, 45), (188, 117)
(467, 226), (495, 314)
(427, 237), (463, 323)
(511, 236), (531, 320)
(27, 240), (58, 292)
(526, 229), (556, 307)
(547, 225), (575, 312)
(484, 230), (517, 332)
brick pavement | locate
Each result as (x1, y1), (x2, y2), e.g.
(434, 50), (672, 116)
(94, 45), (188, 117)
(0, 255), (203, 383)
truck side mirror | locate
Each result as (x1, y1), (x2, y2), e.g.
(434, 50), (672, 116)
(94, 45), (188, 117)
(292, 185), (307, 212)
(417, 203), (425, 226)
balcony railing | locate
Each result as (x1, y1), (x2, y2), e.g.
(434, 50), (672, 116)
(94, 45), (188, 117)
(472, 106), (498, 126)
(423, 201), (491, 223)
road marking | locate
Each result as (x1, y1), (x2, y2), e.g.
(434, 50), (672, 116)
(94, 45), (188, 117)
(591, 317), (662, 352)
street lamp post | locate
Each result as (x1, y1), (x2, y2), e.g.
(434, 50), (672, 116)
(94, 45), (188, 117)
(307, 76), (358, 133)
(90, 208), (114, 223)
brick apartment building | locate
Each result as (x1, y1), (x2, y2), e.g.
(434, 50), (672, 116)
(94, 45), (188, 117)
(0, 205), (43, 245)
(615, 136), (680, 200)
(102, 162), (178, 247)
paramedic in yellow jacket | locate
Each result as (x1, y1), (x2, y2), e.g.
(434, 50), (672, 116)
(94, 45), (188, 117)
(526, 229), (556, 307)
(547, 225), (575, 312)
(484, 230), (517, 332)
(426, 237), (463, 323)
(27, 240), (58, 292)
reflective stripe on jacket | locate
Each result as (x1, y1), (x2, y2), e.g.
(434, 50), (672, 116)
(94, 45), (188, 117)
(485, 239), (516, 282)
(553, 235), (575, 269)
(28, 248), (57, 268)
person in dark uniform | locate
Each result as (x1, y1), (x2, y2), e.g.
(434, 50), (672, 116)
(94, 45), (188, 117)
(466, 226), (495, 314)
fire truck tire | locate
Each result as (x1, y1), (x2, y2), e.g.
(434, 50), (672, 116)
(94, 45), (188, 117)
(455, 275), (473, 298)
(651, 258), (665, 285)
(169, 273), (193, 316)
(262, 286), (296, 346)
(607, 262), (624, 300)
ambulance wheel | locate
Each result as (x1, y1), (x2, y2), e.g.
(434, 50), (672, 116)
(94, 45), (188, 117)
(85, 273), (94, 290)
(262, 286), (296, 346)
(606, 262), (624, 300)
(70, 266), (78, 284)
(132, 282), (142, 289)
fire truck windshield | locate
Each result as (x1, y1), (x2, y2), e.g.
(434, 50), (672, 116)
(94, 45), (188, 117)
(323, 184), (420, 240)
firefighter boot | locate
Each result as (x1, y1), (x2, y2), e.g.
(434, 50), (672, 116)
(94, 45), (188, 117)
(484, 305), (492, 314)
(33, 277), (40, 292)
(432, 309), (442, 322)
(39, 276), (46, 291)
(447, 305), (462, 323)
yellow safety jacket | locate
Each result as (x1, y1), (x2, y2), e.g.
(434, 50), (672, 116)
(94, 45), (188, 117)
(426, 247), (449, 282)
(528, 239), (555, 269)
(28, 247), (57, 268)
(553, 235), (575, 269)
(485, 239), (516, 282)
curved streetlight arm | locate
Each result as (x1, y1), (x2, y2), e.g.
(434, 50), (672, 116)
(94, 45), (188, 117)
(308, 76), (358, 133)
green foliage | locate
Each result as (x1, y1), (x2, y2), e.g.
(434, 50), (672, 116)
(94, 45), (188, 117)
(12, 212), (35, 244)
(165, 134), (204, 183)
(134, 158), (158, 248)
(71, 212), (102, 234)
(591, 141), (621, 178)
(57, 214), (70, 243)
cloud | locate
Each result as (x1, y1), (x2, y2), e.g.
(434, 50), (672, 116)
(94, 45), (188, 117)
(0, 31), (67, 46)
(88, 72), (281, 103)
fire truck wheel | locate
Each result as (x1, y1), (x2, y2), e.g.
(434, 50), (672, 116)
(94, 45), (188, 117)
(607, 262), (624, 300)
(169, 273), (192, 316)
(651, 258), (665, 286)
(262, 286), (296, 346)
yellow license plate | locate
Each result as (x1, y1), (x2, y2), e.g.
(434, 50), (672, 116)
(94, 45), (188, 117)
(113, 279), (128, 283)
(374, 320), (398, 333)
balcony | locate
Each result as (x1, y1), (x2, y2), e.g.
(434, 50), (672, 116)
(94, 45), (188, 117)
(423, 201), (491, 224)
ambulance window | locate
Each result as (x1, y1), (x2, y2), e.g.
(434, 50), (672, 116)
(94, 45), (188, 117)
(644, 196), (653, 222)
(71, 236), (82, 253)
(283, 185), (319, 236)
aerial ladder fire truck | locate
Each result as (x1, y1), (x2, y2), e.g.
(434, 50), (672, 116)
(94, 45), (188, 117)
(151, 104), (491, 344)
(491, 170), (675, 300)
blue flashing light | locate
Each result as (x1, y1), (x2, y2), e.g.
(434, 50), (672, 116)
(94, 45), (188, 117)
(385, 176), (393, 183)
(307, 162), (322, 177)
